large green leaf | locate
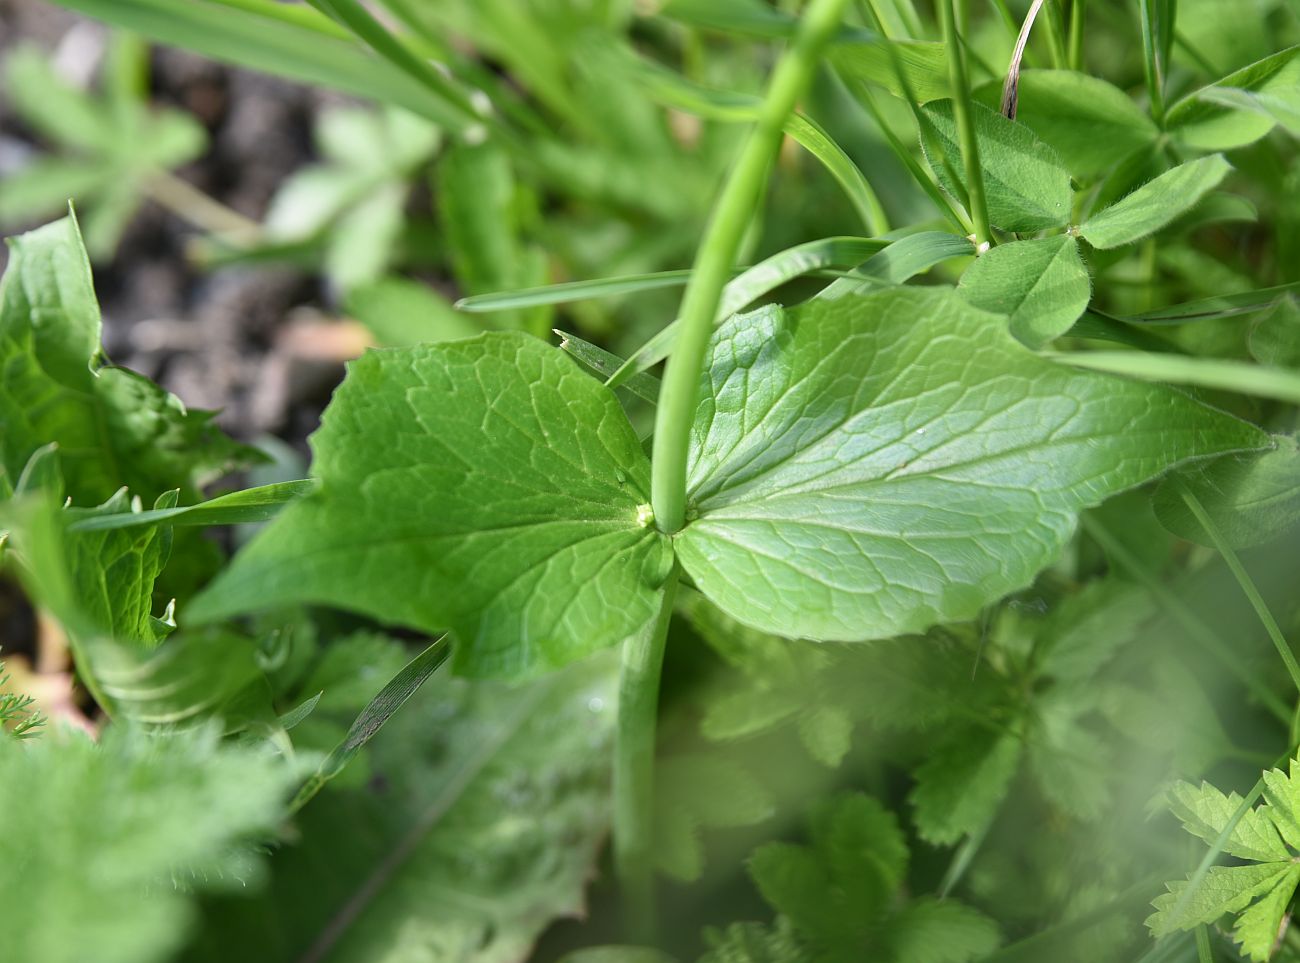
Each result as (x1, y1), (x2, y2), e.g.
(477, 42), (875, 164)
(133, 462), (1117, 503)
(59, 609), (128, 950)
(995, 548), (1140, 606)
(957, 235), (1091, 348)
(0, 724), (297, 963)
(921, 101), (1073, 233)
(190, 333), (672, 679)
(186, 656), (619, 963)
(974, 71), (1159, 179)
(1153, 436), (1300, 549)
(673, 287), (1267, 642)
(1080, 155), (1232, 250)
(0, 217), (247, 505)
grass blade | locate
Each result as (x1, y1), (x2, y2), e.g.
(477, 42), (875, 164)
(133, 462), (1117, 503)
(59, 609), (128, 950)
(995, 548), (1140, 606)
(938, 0), (992, 247)
(631, 55), (889, 234)
(49, 0), (475, 131)
(556, 330), (661, 405)
(606, 235), (889, 388)
(1048, 350), (1300, 405)
(457, 271), (696, 313)
(291, 635), (452, 813)
(67, 480), (317, 533)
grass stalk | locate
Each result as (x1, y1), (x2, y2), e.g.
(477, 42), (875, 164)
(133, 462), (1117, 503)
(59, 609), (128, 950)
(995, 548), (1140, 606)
(650, 0), (851, 534)
(1068, 0), (1086, 70)
(1179, 486), (1300, 699)
(1138, 0), (1168, 127)
(936, 0), (992, 248)
(614, 567), (680, 938)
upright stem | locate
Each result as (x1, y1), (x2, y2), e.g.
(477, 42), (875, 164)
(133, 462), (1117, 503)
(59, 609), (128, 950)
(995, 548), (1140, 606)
(1068, 0), (1086, 70)
(1138, 0), (1168, 127)
(1180, 487), (1300, 700)
(614, 566), (680, 938)
(649, 0), (852, 534)
(937, 0), (992, 249)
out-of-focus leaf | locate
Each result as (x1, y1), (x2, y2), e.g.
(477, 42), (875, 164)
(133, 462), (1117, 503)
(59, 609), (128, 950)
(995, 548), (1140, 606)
(187, 656), (619, 963)
(0, 724), (297, 963)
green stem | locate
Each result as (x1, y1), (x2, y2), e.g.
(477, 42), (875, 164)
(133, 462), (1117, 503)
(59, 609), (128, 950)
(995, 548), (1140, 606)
(1138, 0), (1167, 127)
(1068, 0), (1086, 70)
(649, 0), (851, 534)
(614, 567), (680, 938)
(1180, 486), (1300, 699)
(1195, 925), (1214, 963)
(1081, 517), (1291, 724)
(937, 0), (991, 248)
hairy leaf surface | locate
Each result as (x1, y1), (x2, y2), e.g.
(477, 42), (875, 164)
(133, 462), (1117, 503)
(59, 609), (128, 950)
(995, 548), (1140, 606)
(1080, 155), (1232, 250)
(958, 235), (1091, 348)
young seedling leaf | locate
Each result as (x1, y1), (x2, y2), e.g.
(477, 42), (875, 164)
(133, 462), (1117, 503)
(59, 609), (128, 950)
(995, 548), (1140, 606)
(958, 235), (1091, 348)
(190, 333), (672, 679)
(1153, 436), (1300, 549)
(921, 100), (1073, 232)
(674, 287), (1268, 643)
(1080, 155), (1232, 250)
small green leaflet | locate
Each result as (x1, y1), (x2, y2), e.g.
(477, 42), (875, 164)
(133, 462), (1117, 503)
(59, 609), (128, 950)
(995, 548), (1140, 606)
(1080, 155), (1232, 250)
(957, 235), (1091, 348)
(191, 333), (673, 678)
(921, 100), (1072, 232)
(1166, 46), (1300, 150)
(974, 70), (1159, 179)
(829, 39), (950, 103)
(1153, 436), (1300, 549)
(674, 286), (1267, 643)
(748, 793), (1000, 962)
(1149, 758), (1300, 961)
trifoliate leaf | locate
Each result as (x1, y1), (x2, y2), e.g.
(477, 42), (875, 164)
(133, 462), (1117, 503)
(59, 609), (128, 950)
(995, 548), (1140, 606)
(921, 100), (1072, 232)
(1080, 155), (1232, 250)
(190, 332), (672, 679)
(675, 287), (1266, 644)
(0, 724), (297, 963)
(958, 235), (1091, 348)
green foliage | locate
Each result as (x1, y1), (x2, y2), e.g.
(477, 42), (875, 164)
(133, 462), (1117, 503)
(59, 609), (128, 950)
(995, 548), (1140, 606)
(1149, 758), (1300, 961)
(958, 235), (1091, 347)
(921, 99), (1072, 232)
(190, 333), (672, 678)
(262, 105), (439, 291)
(0, 216), (250, 506)
(674, 286), (1262, 643)
(0, 37), (206, 258)
(187, 656), (620, 962)
(0, 657), (45, 737)
(1079, 155), (1233, 250)
(0, 724), (298, 963)
(746, 794), (1000, 962)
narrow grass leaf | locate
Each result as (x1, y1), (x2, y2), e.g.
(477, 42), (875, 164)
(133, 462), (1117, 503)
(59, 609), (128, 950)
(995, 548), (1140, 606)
(1049, 350), (1300, 405)
(291, 635), (451, 811)
(67, 480), (316, 532)
(556, 330), (661, 405)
